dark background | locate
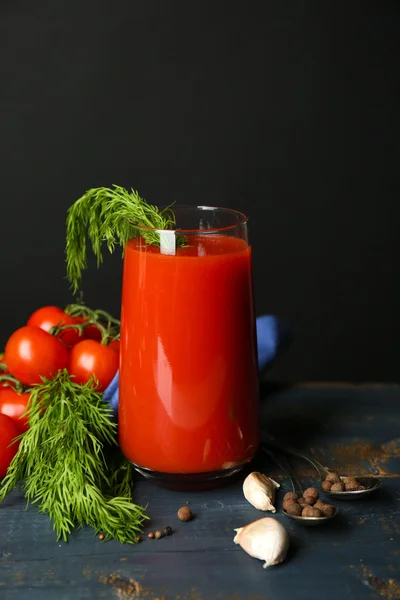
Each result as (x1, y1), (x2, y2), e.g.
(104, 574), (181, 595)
(1, 1), (399, 382)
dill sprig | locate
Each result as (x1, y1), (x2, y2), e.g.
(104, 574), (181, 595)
(0, 370), (148, 543)
(66, 185), (180, 291)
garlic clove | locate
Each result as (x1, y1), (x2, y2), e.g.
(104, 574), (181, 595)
(243, 472), (280, 512)
(233, 517), (289, 568)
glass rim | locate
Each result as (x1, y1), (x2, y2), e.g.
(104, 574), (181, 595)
(135, 204), (248, 234)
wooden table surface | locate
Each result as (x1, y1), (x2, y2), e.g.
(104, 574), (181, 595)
(0, 382), (399, 600)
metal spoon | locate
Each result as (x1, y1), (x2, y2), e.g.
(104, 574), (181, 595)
(261, 433), (382, 500)
(262, 447), (338, 526)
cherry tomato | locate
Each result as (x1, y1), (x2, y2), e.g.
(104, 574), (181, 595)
(0, 368), (11, 391)
(0, 388), (30, 431)
(108, 339), (120, 353)
(0, 379), (12, 392)
(68, 340), (119, 392)
(82, 321), (103, 342)
(27, 306), (84, 348)
(0, 413), (21, 478)
(4, 326), (69, 386)
(0, 353), (8, 378)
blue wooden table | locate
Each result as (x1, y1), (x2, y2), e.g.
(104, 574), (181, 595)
(0, 382), (399, 600)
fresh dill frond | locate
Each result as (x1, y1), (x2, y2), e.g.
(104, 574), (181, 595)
(66, 185), (180, 291)
(0, 370), (148, 543)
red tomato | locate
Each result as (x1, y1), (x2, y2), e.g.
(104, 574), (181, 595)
(0, 353), (8, 376)
(0, 388), (30, 431)
(0, 370), (11, 392)
(82, 321), (103, 342)
(0, 414), (21, 478)
(68, 340), (119, 392)
(4, 326), (69, 386)
(27, 306), (84, 348)
(108, 339), (120, 353)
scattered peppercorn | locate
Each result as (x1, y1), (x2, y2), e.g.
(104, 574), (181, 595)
(284, 501), (302, 516)
(148, 532), (155, 539)
(325, 472), (341, 484)
(330, 482), (345, 492)
(154, 530), (163, 540)
(161, 526), (172, 536)
(135, 535), (141, 542)
(98, 533), (105, 540)
(177, 506), (193, 522)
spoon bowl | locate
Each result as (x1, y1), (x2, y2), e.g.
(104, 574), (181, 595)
(261, 434), (383, 500)
(261, 446), (340, 527)
(323, 475), (381, 500)
(283, 506), (338, 526)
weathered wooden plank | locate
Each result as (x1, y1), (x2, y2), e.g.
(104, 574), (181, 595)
(1, 477), (398, 555)
(0, 540), (399, 600)
(0, 385), (399, 599)
(259, 384), (400, 477)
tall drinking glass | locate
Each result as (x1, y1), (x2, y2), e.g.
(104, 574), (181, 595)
(118, 206), (259, 487)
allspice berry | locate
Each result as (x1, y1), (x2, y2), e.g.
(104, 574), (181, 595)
(154, 530), (163, 539)
(343, 477), (362, 491)
(303, 487), (319, 501)
(343, 476), (357, 485)
(177, 506), (193, 522)
(345, 482), (360, 492)
(317, 502), (335, 517)
(325, 472), (341, 484)
(304, 495), (315, 506)
(284, 501), (302, 516)
(283, 492), (299, 503)
(322, 480), (332, 492)
(330, 482), (345, 492)
(302, 506), (322, 518)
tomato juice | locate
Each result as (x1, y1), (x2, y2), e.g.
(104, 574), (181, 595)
(119, 232), (259, 476)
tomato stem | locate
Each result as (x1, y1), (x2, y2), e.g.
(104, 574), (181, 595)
(65, 304), (120, 327)
(64, 303), (120, 345)
(49, 321), (92, 337)
(0, 374), (25, 393)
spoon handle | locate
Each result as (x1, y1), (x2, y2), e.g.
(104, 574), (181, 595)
(260, 432), (329, 479)
(261, 446), (304, 495)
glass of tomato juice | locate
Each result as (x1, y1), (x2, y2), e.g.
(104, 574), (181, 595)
(118, 206), (259, 487)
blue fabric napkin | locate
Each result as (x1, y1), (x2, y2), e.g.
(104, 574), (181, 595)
(103, 314), (292, 414)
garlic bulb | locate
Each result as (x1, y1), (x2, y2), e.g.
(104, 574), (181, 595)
(233, 517), (289, 568)
(243, 472), (280, 512)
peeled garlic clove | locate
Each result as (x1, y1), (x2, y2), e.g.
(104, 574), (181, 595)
(243, 472), (280, 512)
(233, 517), (289, 569)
